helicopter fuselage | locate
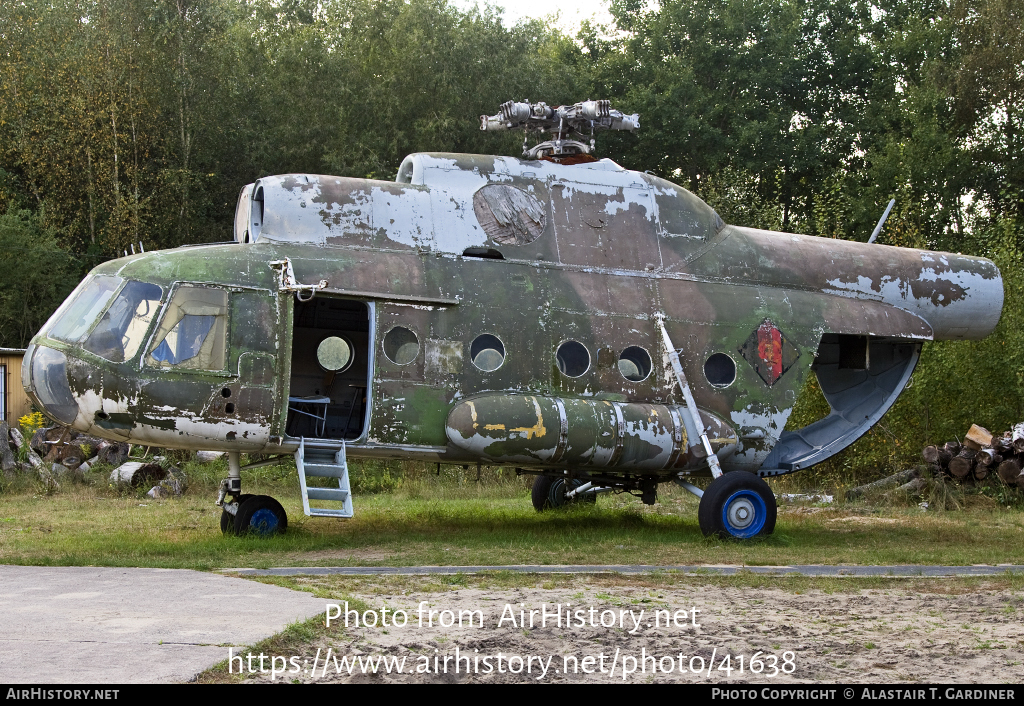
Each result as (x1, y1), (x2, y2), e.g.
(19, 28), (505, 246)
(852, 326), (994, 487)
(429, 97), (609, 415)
(23, 152), (1003, 484)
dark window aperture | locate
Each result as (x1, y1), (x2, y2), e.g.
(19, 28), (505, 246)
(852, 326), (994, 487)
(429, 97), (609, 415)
(618, 346), (652, 381)
(147, 286), (228, 371)
(556, 340), (590, 377)
(705, 353), (737, 387)
(383, 326), (419, 365)
(84, 281), (163, 363)
(471, 334), (505, 372)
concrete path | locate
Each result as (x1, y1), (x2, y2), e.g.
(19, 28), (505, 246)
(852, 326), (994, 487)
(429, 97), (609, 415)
(224, 564), (1024, 577)
(0, 566), (327, 684)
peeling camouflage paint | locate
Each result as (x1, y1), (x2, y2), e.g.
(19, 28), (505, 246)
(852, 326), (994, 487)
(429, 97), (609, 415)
(445, 392), (736, 470)
(23, 151), (1003, 484)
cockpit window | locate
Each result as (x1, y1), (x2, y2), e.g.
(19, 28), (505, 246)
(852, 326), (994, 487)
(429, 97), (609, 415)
(146, 285), (228, 371)
(47, 275), (122, 343)
(84, 281), (164, 362)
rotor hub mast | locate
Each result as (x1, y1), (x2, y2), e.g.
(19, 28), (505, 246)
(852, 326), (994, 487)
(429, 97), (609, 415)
(480, 100), (639, 159)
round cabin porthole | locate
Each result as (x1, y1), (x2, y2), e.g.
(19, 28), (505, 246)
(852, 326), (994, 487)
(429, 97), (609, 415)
(618, 346), (652, 382)
(317, 336), (353, 373)
(471, 334), (505, 372)
(383, 326), (419, 365)
(704, 352), (737, 387)
(556, 340), (591, 378)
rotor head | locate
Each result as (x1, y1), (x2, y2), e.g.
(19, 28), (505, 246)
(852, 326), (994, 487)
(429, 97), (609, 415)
(480, 99), (639, 160)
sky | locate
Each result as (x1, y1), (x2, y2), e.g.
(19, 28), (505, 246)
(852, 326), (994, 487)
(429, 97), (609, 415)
(450, 0), (615, 33)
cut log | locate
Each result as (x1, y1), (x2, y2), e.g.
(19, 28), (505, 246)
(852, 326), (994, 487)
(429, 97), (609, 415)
(109, 462), (167, 487)
(1013, 423), (1024, 454)
(98, 442), (130, 466)
(944, 441), (962, 456)
(42, 427), (73, 463)
(976, 448), (999, 467)
(12, 427), (45, 470)
(29, 426), (53, 455)
(965, 424), (993, 450)
(948, 449), (976, 479)
(998, 458), (1022, 485)
(974, 465), (990, 481)
(0, 421), (16, 473)
(889, 477), (928, 496)
(73, 436), (106, 459)
(36, 464), (60, 492)
(846, 467), (922, 500)
(922, 445), (952, 466)
(994, 435), (1014, 454)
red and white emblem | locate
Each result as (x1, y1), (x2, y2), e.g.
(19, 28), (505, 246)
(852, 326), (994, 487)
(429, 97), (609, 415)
(739, 319), (799, 387)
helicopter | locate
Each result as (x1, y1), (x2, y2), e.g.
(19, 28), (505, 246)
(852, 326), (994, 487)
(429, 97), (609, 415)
(22, 100), (1003, 539)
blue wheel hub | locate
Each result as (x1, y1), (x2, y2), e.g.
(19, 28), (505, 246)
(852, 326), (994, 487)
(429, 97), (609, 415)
(720, 490), (767, 538)
(248, 508), (280, 535)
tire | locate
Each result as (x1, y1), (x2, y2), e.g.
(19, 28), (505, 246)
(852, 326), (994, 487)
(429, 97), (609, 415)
(531, 475), (597, 511)
(698, 472), (776, 539)
(233, 495), (288, 536)
(220, 494), (253, 535)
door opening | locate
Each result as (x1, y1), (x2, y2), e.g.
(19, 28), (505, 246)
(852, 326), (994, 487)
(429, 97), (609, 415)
(286, 297), (371, 440)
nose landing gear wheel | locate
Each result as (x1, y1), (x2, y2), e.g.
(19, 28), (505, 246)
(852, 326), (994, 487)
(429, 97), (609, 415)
(698, 472), (776, 539)
(233, 495), (288, 536)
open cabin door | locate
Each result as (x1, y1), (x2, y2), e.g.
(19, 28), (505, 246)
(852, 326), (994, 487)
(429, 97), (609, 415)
(284, 295), (372, 441)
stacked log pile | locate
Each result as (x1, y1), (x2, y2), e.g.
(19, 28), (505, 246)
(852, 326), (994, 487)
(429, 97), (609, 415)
(2, 422), (186, 496)
(0, 421), (129, 478)
(922, 423), (1024, 489)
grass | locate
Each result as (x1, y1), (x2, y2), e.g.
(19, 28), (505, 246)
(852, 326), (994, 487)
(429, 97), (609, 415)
(2, 455), (1024, 569)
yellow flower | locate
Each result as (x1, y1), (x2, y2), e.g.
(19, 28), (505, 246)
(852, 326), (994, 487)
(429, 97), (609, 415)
(19, 411), (46, 436)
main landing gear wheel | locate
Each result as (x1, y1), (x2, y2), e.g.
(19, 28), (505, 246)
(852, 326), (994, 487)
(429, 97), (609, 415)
(698, 472), (776, 539)
(233, 495), (288, 536)
(532, 475), (597, 511)
(220, 494), (253, 535)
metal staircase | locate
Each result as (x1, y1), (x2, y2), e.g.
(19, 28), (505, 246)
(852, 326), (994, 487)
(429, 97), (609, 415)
(295, 437), (353, 518)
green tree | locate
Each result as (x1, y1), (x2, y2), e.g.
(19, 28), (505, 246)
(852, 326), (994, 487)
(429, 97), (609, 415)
(0, 209), (78, 347)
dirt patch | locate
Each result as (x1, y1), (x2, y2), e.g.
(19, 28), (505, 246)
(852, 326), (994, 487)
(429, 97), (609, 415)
(239, 583), (1024, 683)
(282, 548), (401, 564)
(828, 516), (901, 525)
(778, 506), (831, 515)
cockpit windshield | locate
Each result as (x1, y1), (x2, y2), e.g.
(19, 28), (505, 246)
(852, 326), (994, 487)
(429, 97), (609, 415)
(46, 275), (122, 343)
(84, 281), (164, 362)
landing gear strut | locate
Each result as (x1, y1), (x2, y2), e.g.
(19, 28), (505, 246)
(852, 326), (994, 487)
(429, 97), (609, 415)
(531, 475), (598, 510)
(216, 452), (288, 536)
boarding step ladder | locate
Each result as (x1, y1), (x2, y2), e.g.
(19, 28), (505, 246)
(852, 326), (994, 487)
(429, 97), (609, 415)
(295, 437), (354, 518)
